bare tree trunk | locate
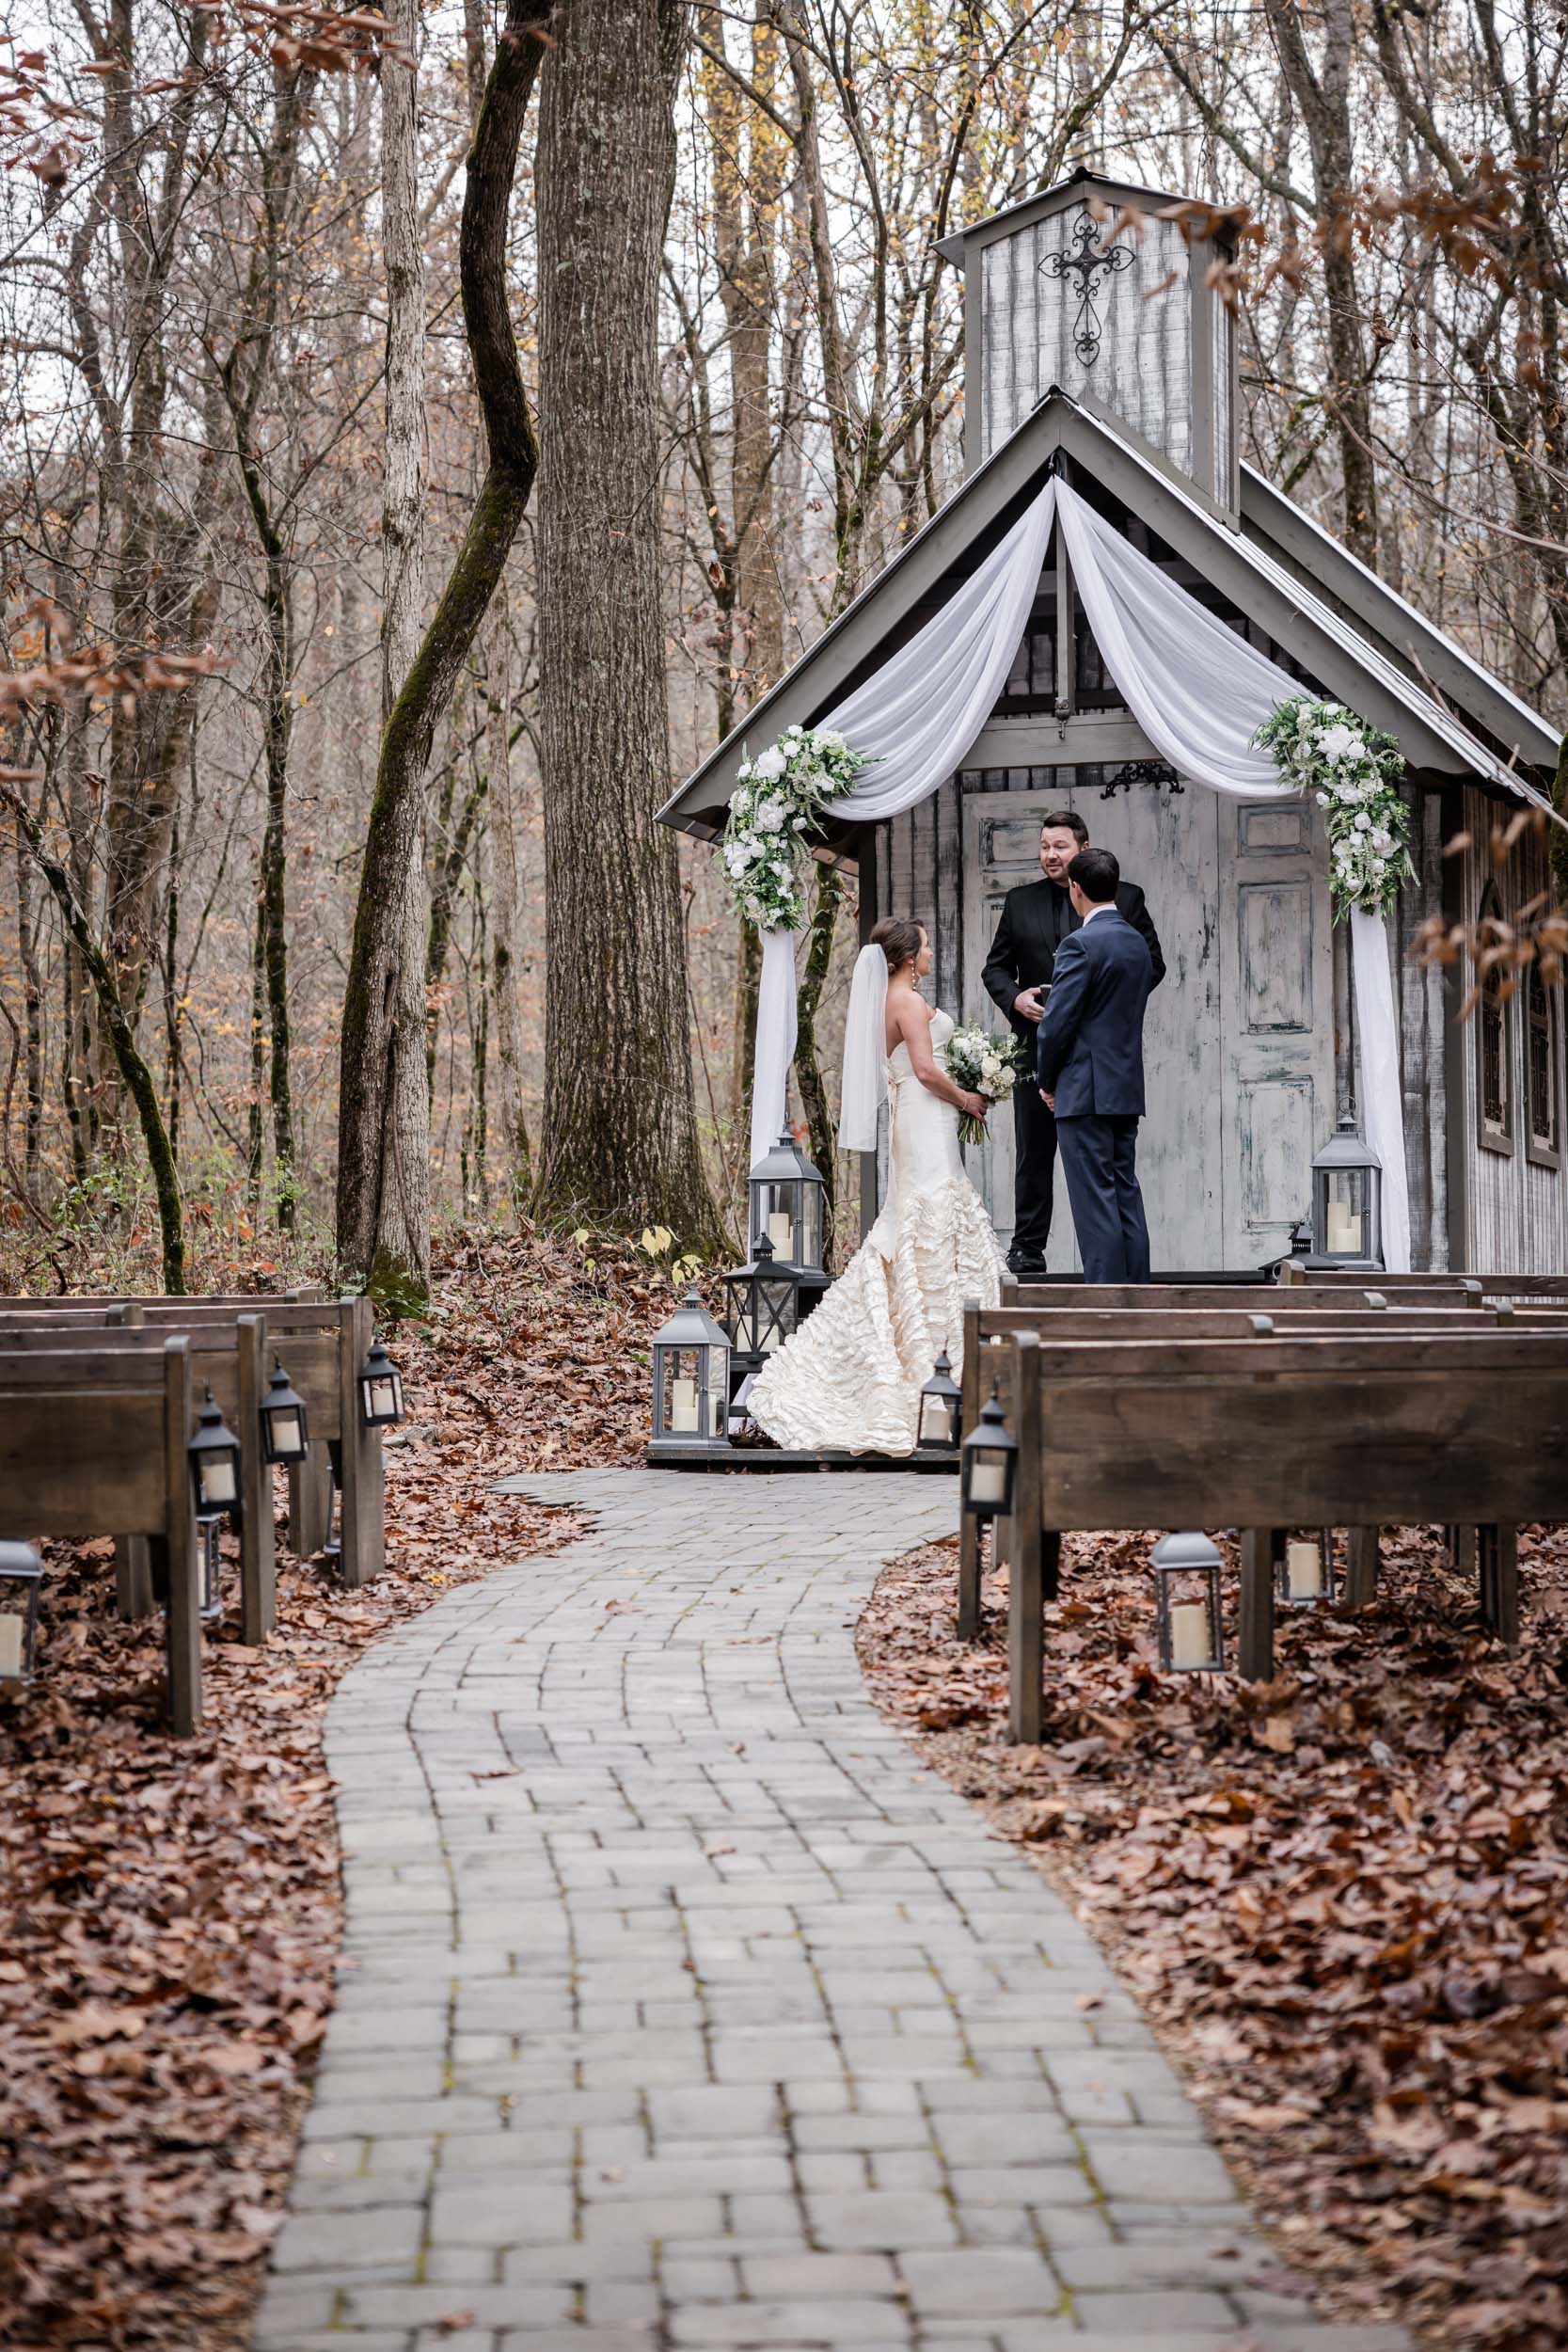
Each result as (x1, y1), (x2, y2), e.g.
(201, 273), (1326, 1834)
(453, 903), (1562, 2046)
(485, 613), (531, 1202)
(535, 0), (716, 1240)
(337, 0), (554, 1303)
(3, 783), (185, 1291)
(15, 792), (43, 1195)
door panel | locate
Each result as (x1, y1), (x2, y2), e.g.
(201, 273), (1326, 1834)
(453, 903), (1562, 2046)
(1218, 798), (1335, 1266)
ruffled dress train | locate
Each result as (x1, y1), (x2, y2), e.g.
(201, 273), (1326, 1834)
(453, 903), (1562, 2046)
(747, 1009), (1004, 1455)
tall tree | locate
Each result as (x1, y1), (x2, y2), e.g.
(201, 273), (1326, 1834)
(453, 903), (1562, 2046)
(337, 0), (557, 1302)
(534, 0), (718, 1239)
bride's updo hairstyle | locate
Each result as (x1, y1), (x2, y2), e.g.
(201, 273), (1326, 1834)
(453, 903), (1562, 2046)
(871, 915), (923, 975)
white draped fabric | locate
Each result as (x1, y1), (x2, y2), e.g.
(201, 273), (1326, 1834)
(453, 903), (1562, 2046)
(748, 480), (1057, 1169)
(744, 474), (1414, 1270)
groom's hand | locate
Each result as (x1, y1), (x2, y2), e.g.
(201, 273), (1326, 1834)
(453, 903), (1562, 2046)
(1014, 987), (1045, 1024)
(1039, 1089), (1054, 1109)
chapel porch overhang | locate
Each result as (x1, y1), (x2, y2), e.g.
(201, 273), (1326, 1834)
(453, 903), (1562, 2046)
(657, 389), (1554, 848)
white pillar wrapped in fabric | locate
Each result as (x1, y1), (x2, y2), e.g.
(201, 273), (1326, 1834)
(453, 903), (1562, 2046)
(741, 475), (1413, 1271)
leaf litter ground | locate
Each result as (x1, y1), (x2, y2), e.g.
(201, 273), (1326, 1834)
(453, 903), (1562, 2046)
(0, 1224), (667, 2352)
(858, 1527), (1568, 2352)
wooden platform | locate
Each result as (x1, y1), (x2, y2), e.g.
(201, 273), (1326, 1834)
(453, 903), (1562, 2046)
(644, 1440), (958, 1474)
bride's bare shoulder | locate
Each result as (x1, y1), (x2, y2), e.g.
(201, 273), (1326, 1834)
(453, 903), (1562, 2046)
(886, 985), (934, 1052)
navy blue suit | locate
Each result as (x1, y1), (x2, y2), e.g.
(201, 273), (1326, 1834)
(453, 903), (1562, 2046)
(1035, 908), (1153, 1283)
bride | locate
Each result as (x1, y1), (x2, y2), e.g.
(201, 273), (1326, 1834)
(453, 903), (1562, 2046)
(748, 915), (1004, 1454)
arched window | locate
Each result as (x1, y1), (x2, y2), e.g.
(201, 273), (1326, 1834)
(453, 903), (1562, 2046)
(1527, 957), (1561, 1168)
(1477, 882), (1513, 1155)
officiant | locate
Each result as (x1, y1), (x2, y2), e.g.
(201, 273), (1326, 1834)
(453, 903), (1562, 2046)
(982, 809), (1165, 1274)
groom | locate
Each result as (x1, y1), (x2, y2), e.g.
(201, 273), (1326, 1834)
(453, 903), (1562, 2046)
(1035, 848), (1153, 1284)
(982, 808), (1164, 1273)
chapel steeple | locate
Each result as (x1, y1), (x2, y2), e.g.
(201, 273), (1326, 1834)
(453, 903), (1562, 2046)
(935, 165), (1240, 512)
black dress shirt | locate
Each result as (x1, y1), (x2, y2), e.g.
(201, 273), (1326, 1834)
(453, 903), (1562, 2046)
(982, 876), (1165, 1049)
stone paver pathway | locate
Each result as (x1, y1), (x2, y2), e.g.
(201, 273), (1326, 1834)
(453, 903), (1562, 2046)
(258, 1470), (1410, 2352)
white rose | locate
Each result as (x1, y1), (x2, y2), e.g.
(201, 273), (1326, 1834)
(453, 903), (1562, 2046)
(1354, 812), (1371, 833)
(753, 745), (786, 781)
(981, 1054), (1001, 1078)
(737, 760), (753, 780)
(755, 800), (785, 834)
(817, 728), (847, 754)
(1315, 721), (1360, 763)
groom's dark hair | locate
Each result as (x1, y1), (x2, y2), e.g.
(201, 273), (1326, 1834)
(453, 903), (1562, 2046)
(1068, 847), (1119, 904)
(1041, 808), (1088, 844)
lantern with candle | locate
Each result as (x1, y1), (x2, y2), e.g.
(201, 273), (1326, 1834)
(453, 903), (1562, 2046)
(188, 1387), (243, 1518)
(1309, 1113), (1383, 1269)
(1152, 1531), (1226, 1672)
(0, 1543), (43, 1683)
(1275, 1529), (1338, 1610)
(960, 1385), (1018, 1518)
(748, 1129), (826, 1276)
(197, 1513), (227, 1623)
(651, 1287), (731, 1446)
(261, 1358), (311, 1466)
(358, 1337), (406, 1428)
(916, 1349), (963, 1452)
(723, 1235), (801, 1366)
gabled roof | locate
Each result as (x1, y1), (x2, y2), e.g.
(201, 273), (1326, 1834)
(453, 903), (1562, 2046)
(931, 163), (1233, 268)
(657, 389), (1553, 843)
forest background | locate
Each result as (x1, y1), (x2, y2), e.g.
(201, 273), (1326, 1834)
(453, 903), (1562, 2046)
(2, 0), (1565, 1307)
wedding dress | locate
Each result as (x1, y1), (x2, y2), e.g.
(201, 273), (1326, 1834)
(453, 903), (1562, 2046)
(747, 1006), (1004, 1454)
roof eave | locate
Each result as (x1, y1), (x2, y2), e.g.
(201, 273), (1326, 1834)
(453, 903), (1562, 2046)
(1238, 464), (1560, 780)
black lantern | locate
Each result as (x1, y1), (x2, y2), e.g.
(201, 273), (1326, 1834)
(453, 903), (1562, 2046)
(1275, 1528), (1338, 1610)
(748, 1129), (826, 1273)
(358, 1337), (405, 1428)
(188, 1386), (243, 1517)
(722, 1235), (800, 1362)
(197, 1514), (226, 1622)
(916, 1348), (963, 1451)
(0, 1542), (43, 1682)
(1152, 1531), (1226, 1672)
(1310, 1113), (1383, 1269)
(651, 1287), (731, 1444)
(261, 1358), (310, 1466)
(960, 1384), (1018, 1518)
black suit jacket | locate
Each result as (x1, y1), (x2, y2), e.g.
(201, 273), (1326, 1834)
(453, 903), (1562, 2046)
(982, 876), (1164, 1049)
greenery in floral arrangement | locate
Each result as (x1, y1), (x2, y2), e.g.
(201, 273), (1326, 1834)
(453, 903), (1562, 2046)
(720, 724), (868, 930)
(1254, 696), (1414, 918)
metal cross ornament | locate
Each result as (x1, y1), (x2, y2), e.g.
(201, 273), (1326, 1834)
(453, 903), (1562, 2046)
(1041, 210), (1134, 366)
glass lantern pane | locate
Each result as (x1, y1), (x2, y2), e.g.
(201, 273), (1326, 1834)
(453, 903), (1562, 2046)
(269, 1407), (303, 1457)
(0, 1605), (27, 1678)
(199, 1455), (239, 1506)
(706, 1353), (728, 1432)
(967, 1448), (1009, 1506)
(918, 1393), (951, 1444)
(800, 1189), (823, 1269)
(766, 1192), (795, 1260)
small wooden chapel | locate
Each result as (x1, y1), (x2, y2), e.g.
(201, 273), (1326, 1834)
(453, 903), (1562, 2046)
(658, 167), (1566, 1277)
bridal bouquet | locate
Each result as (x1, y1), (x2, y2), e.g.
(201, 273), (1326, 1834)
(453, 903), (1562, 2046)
(945, 1023), (1029, 1146)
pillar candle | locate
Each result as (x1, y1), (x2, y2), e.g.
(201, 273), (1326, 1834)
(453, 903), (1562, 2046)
(768, 1211), (793, 1258)
(968, 1456), (1007, 1506)
(1169, 1599), (1212, 1669)
(0, 1616), (23, 1677)
(1326, 1202), (1359, 1254)
(1287, 1538), (1323, 1599)
(670, 1376), (699, 1433)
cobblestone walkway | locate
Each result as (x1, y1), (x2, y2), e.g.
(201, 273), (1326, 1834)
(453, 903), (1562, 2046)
(259, 1470), (1410, 2352)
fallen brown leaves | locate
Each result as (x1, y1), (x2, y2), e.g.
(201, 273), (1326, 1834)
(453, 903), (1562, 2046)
(0, 1220), (662, 2351)
(859, 1525), (1568, 2352)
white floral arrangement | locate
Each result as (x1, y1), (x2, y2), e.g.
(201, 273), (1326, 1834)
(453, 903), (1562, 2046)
(944, 1021), (1029, 1147)
(1253, 696), (1414, 918)
(721, 723), (868, 930)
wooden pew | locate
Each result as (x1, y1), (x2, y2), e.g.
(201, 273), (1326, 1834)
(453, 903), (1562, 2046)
(0, 1295), (385, 1590)
(0, 1312), (275, 1641)
(1002, 1274), (1483, 1311)
(1280, 1263), (1568, 1305)
(955, 1293), (1534, 1639)
(987, 1326), (1568, 1740)
(0, 1340), (204, 1732)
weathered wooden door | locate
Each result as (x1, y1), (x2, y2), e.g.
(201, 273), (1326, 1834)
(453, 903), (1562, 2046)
(961, 786), (1332, 1269)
